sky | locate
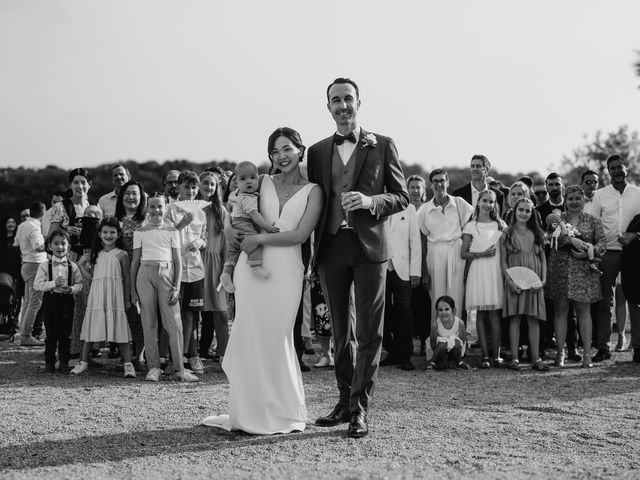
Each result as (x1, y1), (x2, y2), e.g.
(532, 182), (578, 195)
(1, 0), (639, 175)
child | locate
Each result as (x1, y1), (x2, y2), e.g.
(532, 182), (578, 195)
(546, 213), (601, 274)
(219, 161), (279, 293)
(130, 195), (198, 382)
(429, 296), (470, 370)
(500, 197), (549, 372)
(461, 190), (506, 368)
(164, 170), (207, 375)
(71, 217), (135, 377)
(33, 229), (83, 373)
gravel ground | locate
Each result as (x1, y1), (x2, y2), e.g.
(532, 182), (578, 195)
(1, 338), (639, 480)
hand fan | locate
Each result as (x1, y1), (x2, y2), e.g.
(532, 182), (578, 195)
(506, 266), (542, 290)
(172, 199), (209, 213)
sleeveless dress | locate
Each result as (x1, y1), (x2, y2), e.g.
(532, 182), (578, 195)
(502, 229), (546, 321)
(80, 248), (131, 343)
(202, 176), (315, 434)
(464, 221), (503, 311)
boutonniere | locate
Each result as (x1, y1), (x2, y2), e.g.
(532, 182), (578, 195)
(361, 133), (377, 149)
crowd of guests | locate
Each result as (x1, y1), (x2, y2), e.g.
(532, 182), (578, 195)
(1, 152), (640, 380)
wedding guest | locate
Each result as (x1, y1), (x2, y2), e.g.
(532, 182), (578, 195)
(500, 198), (548, 371)
(380, 192), (421, 371)
(162, 170), (180, 205)
(222, 172), (237, 209)
(580, 169), (601, 345)
(429, 296), (470, 370)
(580, 170), (599, 216)
(544, 186), (605, 368)
(2, 217), (18, 248)
(504, 181), (531, 224)
(98, 165), (131, 218)
(461, 190), (506, 368)
(591, 155), (640, 362)
(621, 212), (640, 362)
(417, 168), (473, 325)
(309, 78), (408, 438)
(198, 170), (229, 362)
(452, 154), (504, 211)
(41, 191), (65, 238)
(20, 209), (29, 223)
(165, 171), (207, 375)
(406, 175), (430, 356)
(14, 202), (47, 346)
(534, 185), (549, 207)
(115, 180), (147, 365)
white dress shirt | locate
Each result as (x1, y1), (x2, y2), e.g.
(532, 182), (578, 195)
(14, 217), (47, 264)
(335, 127), (361, 165)
(592, 183), (640, 251)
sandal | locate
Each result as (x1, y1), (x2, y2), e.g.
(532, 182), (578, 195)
(532, 359), (550, 372)
(508, 359), (520, 371)
(480, 357), (491, 369)
(493, 357), (505, 368)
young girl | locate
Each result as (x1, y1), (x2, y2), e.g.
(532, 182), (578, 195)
(130, 195), (198, 382)
(71, 218), (135, 377)
(500, 197), (549, 372)
(461, 190), (506, 368)
(429, 296), (470, 370)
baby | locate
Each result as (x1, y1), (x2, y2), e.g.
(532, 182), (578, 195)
(219, 161), (279, 293)
(546, 213), (601, 274)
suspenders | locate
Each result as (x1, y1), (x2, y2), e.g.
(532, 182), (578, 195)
(47, 260), (73, 287)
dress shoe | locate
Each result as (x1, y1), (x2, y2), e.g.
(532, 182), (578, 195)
(316, 404), (351, 427)
(567, 349), (582, 362)
(20, 335), (44, 347)
(39, 363), (55, 374)
(348, 412), (368, 438)
(592, 349), (611, 362)
(58, 361), (72, 374)
(398, 361), (414, 371)
(379, 355), (401, 367)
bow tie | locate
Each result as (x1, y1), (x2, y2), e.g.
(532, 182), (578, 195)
(333, 132), (357, 145)
(53, 259), (67, 266)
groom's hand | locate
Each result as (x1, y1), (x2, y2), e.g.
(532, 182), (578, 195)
(341, 191), (373, 211)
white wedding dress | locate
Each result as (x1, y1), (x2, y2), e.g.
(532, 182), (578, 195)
(201, 176), (314, 434)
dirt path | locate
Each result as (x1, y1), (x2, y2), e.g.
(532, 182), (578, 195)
(1, 340), (639, 479)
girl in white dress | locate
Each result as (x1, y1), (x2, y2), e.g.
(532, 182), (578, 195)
(71, 217), (134, 377)
(429, 296), (469, 370)
(461, 190), (506, 368)
(202, 127), (322, 434)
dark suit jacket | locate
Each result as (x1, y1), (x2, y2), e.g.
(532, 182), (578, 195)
(307, 129), (409, 263)
(536, 200), (564, 226)
(451, 183), (505, 214)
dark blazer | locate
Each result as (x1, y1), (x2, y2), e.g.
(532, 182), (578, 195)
(307, 128), (409, 263)
(536, 200), (564, 226)
(451, 183), (505, 214)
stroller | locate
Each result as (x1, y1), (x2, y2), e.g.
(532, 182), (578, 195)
(0, 271), (18, 341)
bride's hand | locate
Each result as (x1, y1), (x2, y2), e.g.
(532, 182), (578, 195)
(241, 234), (262, 254)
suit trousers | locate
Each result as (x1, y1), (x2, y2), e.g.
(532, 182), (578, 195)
(137, 262), (184, 371)
(42, 292), (74, 364)
(383, 269), (413, 362)
(318, 229), (387, 414)
(20, 262), (44, 338)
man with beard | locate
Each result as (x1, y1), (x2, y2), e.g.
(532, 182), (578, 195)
(162, 170), (180, 204)
(98, 165), (131, 218)
(591, 155), (640, 362)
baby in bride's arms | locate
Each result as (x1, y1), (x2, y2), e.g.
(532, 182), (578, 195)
(219, 161), (279, 293)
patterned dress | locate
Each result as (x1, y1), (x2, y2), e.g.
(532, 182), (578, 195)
(545, 212), (605, 303)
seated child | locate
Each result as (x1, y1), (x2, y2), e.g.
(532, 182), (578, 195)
(429, 296), (470, 370)
(546, 213), (601, 274)
(33, 229), (83, 373)
(219, 161), (279, 293)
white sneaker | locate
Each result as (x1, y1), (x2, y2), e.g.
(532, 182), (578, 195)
(123, 362), (137, 378)
(189, 356), (204, 374)
(314, 356), (332, 368)
(174, 370), (199, 382)
(145, 367), (162, 382)
(70, 362), (88, 375)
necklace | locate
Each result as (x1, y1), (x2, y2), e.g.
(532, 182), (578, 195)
(275, 176), (298, 198)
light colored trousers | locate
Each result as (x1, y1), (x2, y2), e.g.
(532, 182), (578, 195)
(20, 262), (44, 338)
(137, 262), (184, 372)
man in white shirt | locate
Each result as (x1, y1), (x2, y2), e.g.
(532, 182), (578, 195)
(591, 155), (640, 362)
(452, 155), (505, 211)
(14, 202), (48, 346)
(162, 170), (180, 205)
(97, 165), (130, 218)
(41, 191), (65, 238)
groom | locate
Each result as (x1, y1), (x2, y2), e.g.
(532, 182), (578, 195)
(307, 78), (409, 438)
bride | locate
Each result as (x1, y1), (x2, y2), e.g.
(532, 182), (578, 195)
(201, 127), (322, 434)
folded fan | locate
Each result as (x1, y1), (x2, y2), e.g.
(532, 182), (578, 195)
(172, 199), (209, 213)
(506, 266), (542, 290)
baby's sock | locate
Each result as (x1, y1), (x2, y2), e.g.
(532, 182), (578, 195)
(251, 266), (270, 280)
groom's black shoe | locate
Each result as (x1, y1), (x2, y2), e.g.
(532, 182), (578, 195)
(348, 412), (368, 438)
(316, 404), (351, 427)
(379, 355), (401, 366)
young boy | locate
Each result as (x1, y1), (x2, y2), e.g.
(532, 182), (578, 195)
(33, 229), (83, 373)
(219, 161), (279, 293)
(165, 171), (207, 375)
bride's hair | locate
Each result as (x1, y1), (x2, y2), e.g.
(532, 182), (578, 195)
(267, 127), (306, 174)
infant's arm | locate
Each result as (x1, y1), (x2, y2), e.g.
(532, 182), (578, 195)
(248, 210), (279, 233)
